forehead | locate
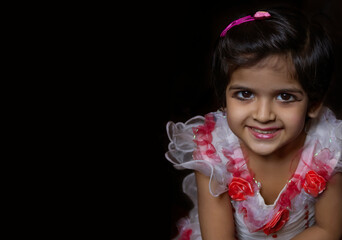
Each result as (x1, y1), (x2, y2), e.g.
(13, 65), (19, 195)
(229, 55), (302, 89)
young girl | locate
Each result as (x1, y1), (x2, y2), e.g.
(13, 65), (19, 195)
(165, 7), (342, 240)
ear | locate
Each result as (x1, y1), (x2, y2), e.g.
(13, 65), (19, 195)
(307, 102), (323, 118)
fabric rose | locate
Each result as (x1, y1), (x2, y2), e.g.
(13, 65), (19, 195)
(262, 209), (290, 235)
(303, 170), (326, 197)
(179, 228), (192, 240)
(228, 177), (254, 201)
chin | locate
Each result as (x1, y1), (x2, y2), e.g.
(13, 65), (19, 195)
(244, 141), (282, 157)
(254, 149), (276, 156)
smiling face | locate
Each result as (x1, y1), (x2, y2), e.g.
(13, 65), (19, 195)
(225, 55), (319, 157)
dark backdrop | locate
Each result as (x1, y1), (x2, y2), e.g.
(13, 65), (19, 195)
(137, 0), (342, 238)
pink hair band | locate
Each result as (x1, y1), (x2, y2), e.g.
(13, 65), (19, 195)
(220, 11), (271, 37)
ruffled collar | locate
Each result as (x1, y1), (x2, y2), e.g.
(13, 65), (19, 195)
(193, 107), (341, 235)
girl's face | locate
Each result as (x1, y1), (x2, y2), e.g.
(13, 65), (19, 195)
(225, 56), (318, 157)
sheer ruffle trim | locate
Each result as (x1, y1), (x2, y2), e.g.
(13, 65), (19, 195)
(165, 114), (230, 196)
(307, 107), (342, 175)
(166, 107), (341, 199)
(172, 174), (201, 240)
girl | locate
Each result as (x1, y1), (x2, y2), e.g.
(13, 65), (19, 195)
(166, 7), (342, 240)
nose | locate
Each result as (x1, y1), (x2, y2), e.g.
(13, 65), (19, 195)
(252, 99), (276, 123)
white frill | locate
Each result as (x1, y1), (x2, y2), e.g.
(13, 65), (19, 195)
(306, 107), (342, 174)
(165, 114), (231, 197)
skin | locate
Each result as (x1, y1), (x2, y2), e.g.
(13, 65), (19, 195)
(196, 55), (342, 239)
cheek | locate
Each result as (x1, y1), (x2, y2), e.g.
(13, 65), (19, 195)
(282, 110), (307, 133)
(226, 97), (245, 117)
(226, 106), (247, 130)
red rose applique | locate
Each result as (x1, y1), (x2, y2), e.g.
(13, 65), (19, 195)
(263, 209), (290, 235)
(179, 228), (192, 240)
(303, 170), (326, 197)
(228, 177), (254, 201)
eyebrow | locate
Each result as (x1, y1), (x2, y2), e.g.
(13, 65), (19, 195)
(228, 85), (305, 95)
(228, 85), (253, 91)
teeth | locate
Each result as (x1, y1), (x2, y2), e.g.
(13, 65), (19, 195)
(252, 128), (277, 134)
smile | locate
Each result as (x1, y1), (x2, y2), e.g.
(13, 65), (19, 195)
(252, 128), (278, 134)
(248, 127), (282, 139)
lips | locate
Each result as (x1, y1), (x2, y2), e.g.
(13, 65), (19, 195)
(248, 126), (282, 139)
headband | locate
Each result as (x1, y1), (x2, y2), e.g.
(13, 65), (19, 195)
(220, 11), (271, 37)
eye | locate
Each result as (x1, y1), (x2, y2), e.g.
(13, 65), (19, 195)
(235, 91), (254, 100)
(276, 93), (295, 102)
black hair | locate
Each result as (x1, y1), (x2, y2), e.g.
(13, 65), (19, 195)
(211, 6), (334, 108)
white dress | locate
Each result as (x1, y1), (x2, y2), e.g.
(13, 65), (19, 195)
(165, 107), (342, 240)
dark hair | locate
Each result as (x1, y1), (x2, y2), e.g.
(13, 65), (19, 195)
(211, 7), (334, 108)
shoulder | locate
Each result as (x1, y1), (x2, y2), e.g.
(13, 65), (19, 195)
(328, 172), (342, 189)
(314, 172), (342, 237)
(305, 107), (342, 176)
